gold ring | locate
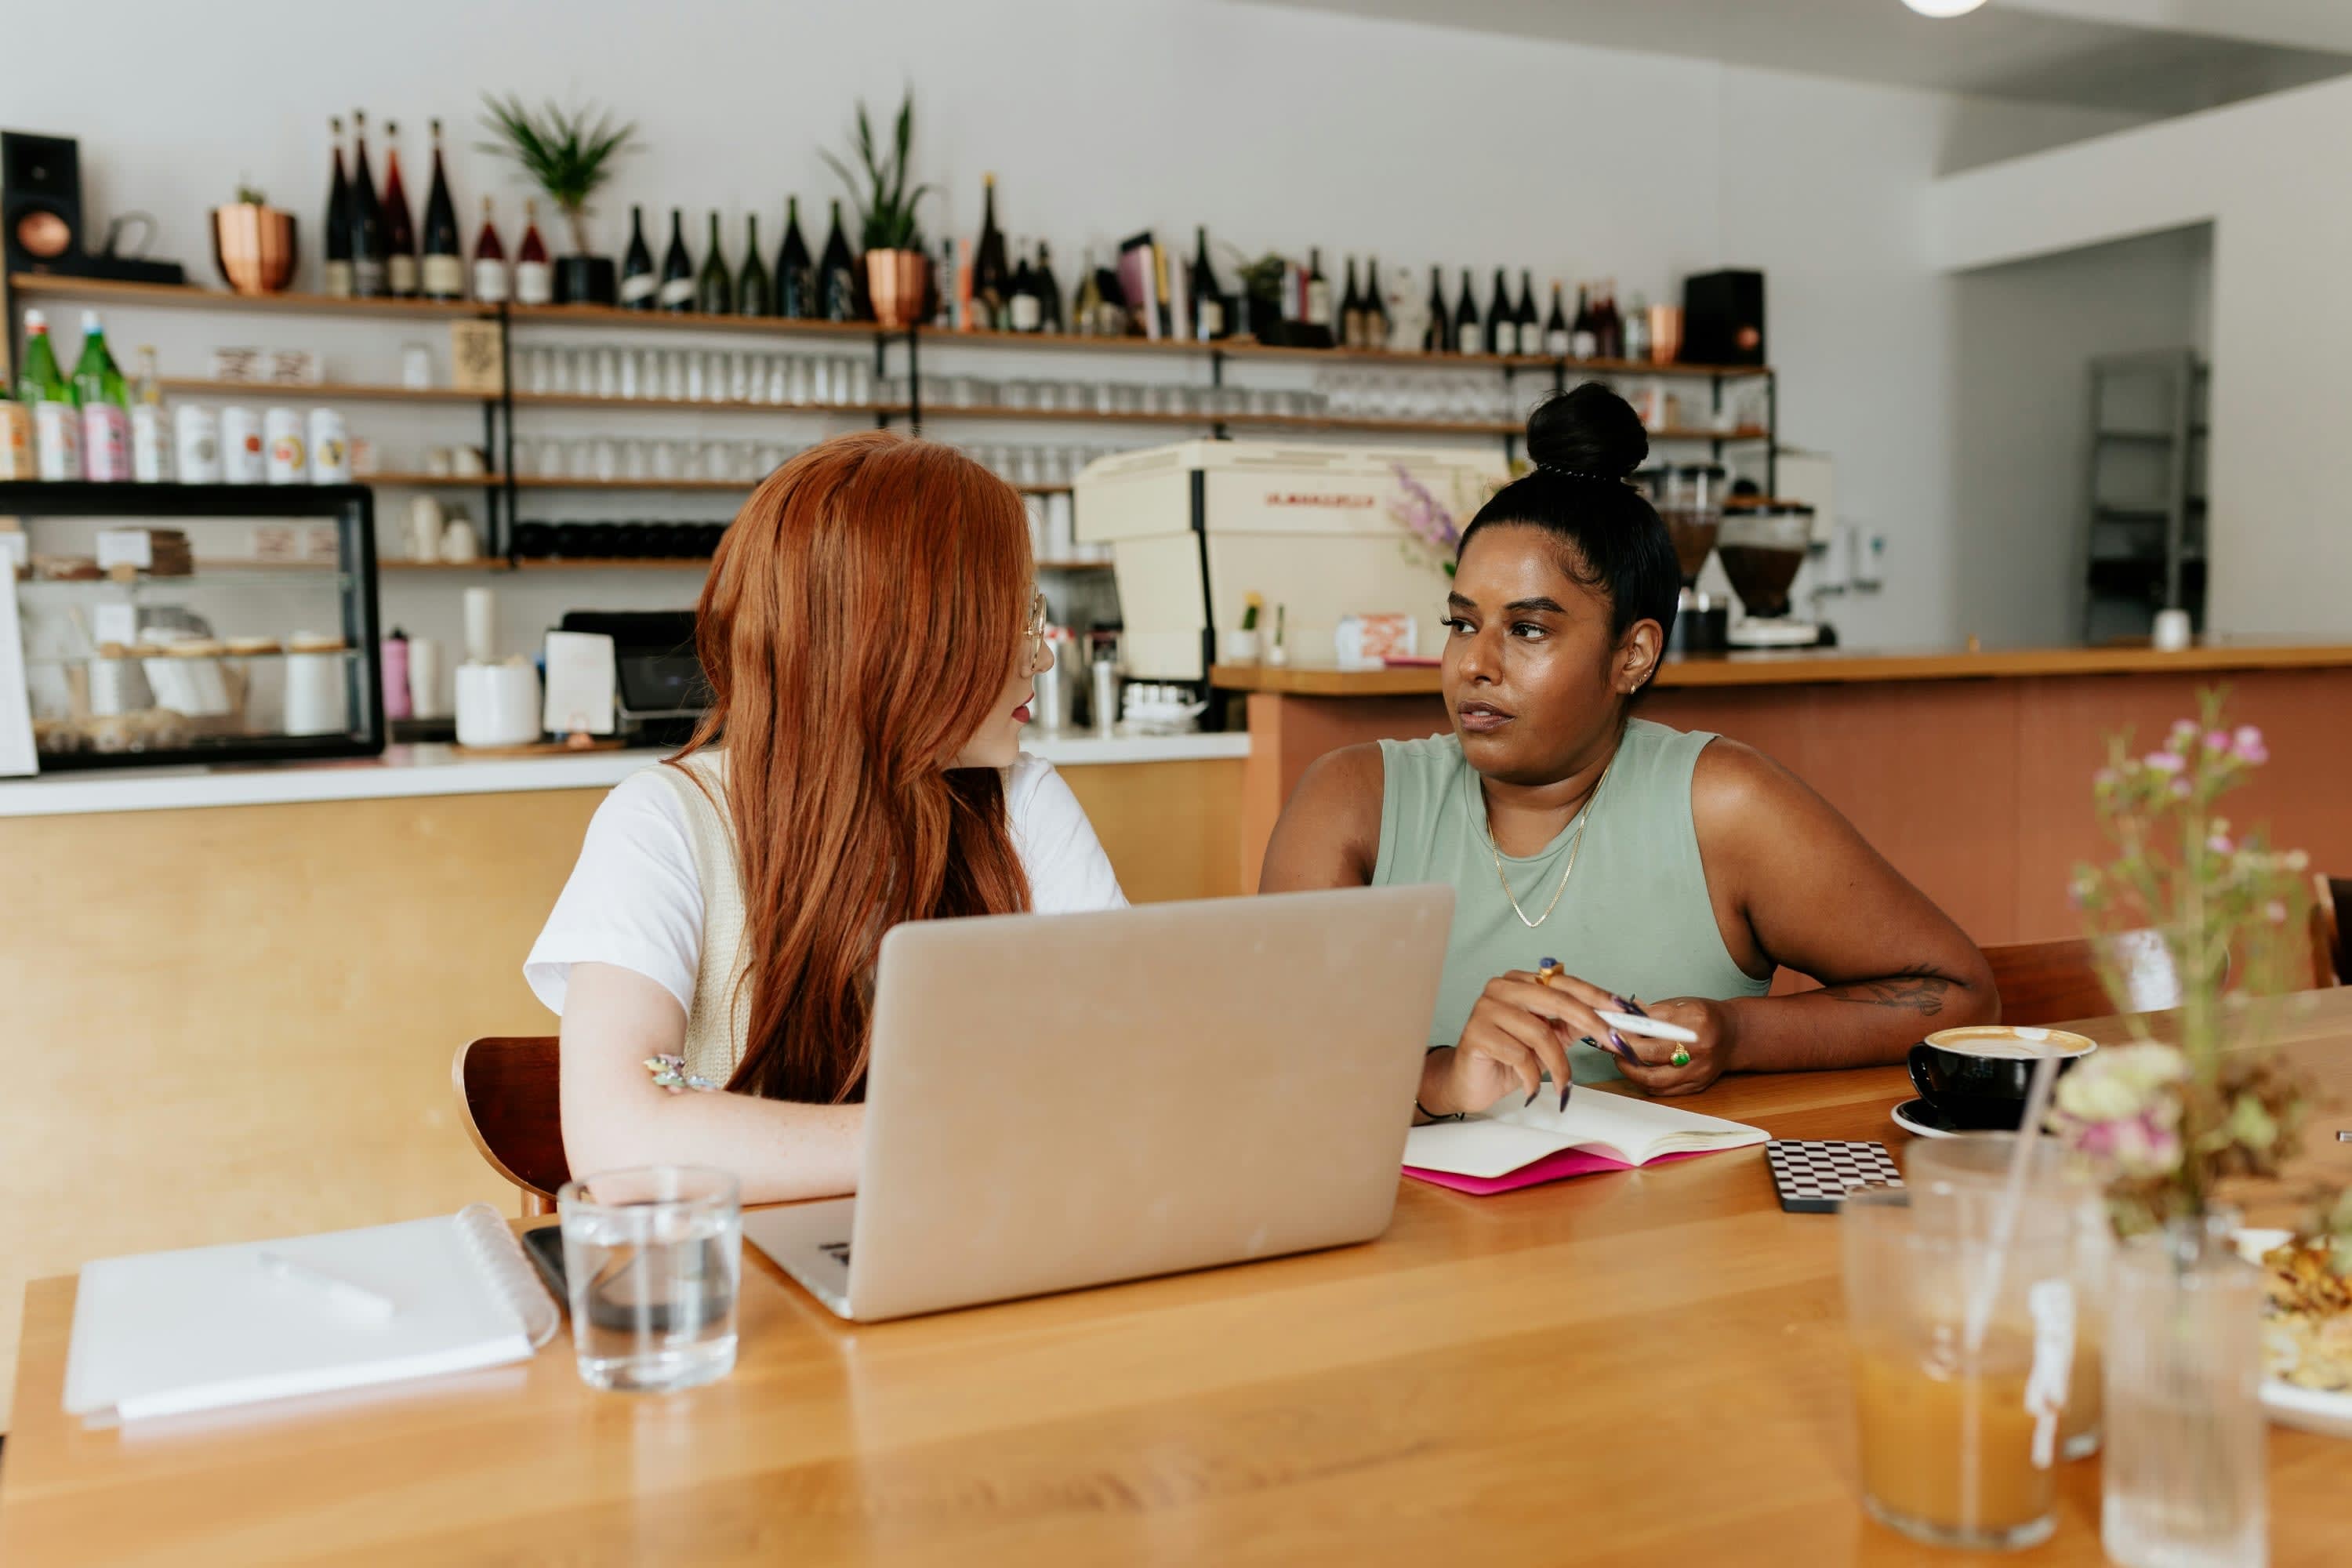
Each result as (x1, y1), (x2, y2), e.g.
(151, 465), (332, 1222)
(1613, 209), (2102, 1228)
(1670, 1047), (1693, 1068)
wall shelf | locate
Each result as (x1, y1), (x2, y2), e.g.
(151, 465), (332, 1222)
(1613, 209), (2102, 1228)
(503, 300), (882, 340)
(11, 273), (479, 320)
(508, 390), (906, 416)
(160, 379), (491, 405)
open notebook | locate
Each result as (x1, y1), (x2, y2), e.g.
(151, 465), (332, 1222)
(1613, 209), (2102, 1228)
(1405, 1089), (1768, 1195)
(64, 1203), (561, 1425)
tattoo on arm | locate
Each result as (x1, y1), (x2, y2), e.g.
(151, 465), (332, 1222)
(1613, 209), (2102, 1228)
(1817, 967), (1961, 1017)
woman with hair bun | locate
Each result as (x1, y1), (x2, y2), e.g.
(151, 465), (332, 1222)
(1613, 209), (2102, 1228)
(1262, 383), (1994, 1112)
(527, 431), (1125, 1200)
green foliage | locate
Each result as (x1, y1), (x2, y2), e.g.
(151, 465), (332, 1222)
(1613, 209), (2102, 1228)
(477, 94), (638, 250)
(820, 89), (931, 252)
(233, 185), (269, 208)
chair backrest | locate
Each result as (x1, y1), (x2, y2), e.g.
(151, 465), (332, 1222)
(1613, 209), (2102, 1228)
(1979, 928), (2180, 1027)
(2315, 874), (2352, 988)
(452, 1036), (568, 1217)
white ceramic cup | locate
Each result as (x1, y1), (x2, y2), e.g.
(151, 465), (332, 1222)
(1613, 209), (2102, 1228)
(284, 650), (350, 736)
(2152, 608), (2194, 652)
(407, 495), (446, 563)
(456, 659), (542, 747)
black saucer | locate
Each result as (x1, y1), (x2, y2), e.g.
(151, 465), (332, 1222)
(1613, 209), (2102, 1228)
(1889, 1098), (1965, 1139)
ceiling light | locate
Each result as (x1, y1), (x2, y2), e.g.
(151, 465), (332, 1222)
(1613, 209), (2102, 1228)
(1903, 0), (1987, 16)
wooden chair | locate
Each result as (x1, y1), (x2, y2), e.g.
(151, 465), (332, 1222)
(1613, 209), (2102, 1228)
(452, 1036), (568, 1217)
(2314, 873), (2352, 988)
(1978, 928), (2182, 1027)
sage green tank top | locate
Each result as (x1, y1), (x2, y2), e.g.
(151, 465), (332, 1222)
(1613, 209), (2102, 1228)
(1374, 718), (1771, 1083)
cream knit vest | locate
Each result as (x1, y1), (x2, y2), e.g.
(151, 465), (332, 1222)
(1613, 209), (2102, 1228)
(649, 754), (753, 1085)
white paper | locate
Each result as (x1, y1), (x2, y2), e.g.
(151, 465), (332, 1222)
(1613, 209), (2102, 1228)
(1403, 1089), (1766, 1180)
(541, 630), (616, 736)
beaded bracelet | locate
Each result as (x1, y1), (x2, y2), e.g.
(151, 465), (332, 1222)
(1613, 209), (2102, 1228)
(644, 1054), (720, 1094)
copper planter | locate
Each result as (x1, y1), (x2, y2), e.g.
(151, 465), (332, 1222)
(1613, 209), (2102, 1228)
(212, 205), (298, 295)
(865, 249), (928, 330)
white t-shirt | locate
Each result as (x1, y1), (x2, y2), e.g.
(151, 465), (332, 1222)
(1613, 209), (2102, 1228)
(524, 753), (1126, 1016)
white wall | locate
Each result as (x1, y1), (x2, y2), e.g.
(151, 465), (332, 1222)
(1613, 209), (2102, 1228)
(7, 0), (2161, 655)
(1932, 71), (2352, 638)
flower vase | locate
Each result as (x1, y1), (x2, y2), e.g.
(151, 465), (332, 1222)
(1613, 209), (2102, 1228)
(2101, 1210), (2266, 1568)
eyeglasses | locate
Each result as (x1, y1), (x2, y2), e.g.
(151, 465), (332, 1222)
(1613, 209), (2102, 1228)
(1023, 591), (1051, 663)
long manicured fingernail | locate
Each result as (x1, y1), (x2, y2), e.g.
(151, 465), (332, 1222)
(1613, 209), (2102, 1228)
(1525, 1087), (1541, 1108)
(1612, 1030), (1634, 1059)
(1615, 994), (1649, 1018)
(1559, 1082), (1572, 1112)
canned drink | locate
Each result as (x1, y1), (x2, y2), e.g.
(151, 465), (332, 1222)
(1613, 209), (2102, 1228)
(34, 401), (82, 481)
(220, 406), (264, 481)
(131, 404), (174, 482)
(307, 408), (350, 483)
(176, 404), (223, 482)
(82, 402), (131, 481)
(0, 400), (33, 478)
(264, 406), (305, 485)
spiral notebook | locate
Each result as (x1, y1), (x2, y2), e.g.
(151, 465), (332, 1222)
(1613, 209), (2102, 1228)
(64, 1203), (562, 1425)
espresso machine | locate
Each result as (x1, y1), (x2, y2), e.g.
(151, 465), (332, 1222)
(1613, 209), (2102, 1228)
(1717, 503), (1824, 648)
(1652, 463), (1730, 653)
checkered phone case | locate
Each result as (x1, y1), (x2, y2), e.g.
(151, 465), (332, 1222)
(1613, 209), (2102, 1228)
(1765, 1140), (1902, 1214)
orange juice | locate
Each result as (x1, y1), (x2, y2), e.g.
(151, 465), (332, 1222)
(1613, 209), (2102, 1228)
(1854, 1338), (2056, 1548)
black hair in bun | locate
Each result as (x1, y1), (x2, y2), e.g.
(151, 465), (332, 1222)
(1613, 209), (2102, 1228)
(1458, 382), (1679, 650)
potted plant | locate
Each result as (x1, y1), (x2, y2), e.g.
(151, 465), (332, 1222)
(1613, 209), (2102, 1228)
(821, 89), (932, 329)
(478, 94), (638, 306)
(210, 183), (296, 296)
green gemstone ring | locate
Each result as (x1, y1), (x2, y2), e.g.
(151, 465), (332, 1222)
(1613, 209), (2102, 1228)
(1670, 1047), (1693, 1068)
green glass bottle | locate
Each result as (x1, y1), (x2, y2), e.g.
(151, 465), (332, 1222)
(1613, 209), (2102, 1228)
(736, 214), (771, 317)
(695, 210), (732, 316)
(71, 311), (132, 481)
(14, 308), (71, 405)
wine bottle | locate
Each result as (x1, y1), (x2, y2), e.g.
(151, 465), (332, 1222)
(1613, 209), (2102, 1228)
(1423, 268), (1450, 353)
(15, 309), (69, 405)
(380, 120), (417, 297)
(1453, 269), (1479, 356)
(1361, 257), (1391, 350)
(658, 209), (692, 313)
(816, 199), (857, 322)
(129, 344), (170, 481)
(1622, 290), (1651, 362)
(1570, 283), (1598, 360)
(1305, 248), (1332, 338)
(1189, 227), (1224, 342)
(322, 117), (354, 298)
(72, 311), (131, 481)
(515, 199), (554, 306)
(1596, 280), (1623, 360)
(1515, 270), (1539, 358)
(972, 173), (1010, 330)
(1074, 247), (1103, 338)
(737, 214), (771, 318)
(775, 197), (814, 318)
(347, 111), (388, 297)
(1036, 241), (1065, 333)
(619, 205), (656, 310)
(1486, 267), (1514, 355)
(419, 120), (463, 301)
(1004, 242), (1037, 332)
(1543, 281), (1570, 357)
(1340, 257), (1365, 350)
(471, 197), (508, 303)
(695, 210), (732, 315)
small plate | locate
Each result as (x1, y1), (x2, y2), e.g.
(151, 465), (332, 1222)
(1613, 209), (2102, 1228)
(2234, 1228), (2352, 1439)
(1890, 1098), (1964, 1139)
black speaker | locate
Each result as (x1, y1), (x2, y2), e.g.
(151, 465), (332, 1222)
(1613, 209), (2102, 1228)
(2, 129), (183, 284)
(2, 131), (82, 272)
(1682, 270), (1766, 366)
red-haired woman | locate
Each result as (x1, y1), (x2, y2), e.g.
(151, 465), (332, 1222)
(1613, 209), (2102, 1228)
(527, 433), (1124, 1200)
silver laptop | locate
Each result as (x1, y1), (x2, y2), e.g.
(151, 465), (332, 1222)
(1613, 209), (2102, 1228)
(742, 884), (1454, 1322)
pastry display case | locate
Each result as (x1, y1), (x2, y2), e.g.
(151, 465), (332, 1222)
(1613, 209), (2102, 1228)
(2, 482), (383, 771)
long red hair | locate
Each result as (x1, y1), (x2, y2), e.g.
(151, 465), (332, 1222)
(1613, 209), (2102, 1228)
(674, 431), (1033, 1102)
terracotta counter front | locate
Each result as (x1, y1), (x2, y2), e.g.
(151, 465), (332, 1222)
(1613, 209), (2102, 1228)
(1214, 643), (2352, 942)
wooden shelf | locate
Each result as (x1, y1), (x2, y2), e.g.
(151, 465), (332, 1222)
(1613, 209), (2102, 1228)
(1655, 426), (1771, 442)
(364, 472), (501, 488)
(509, 390), (906, 416)
(1014, 484), (1073, 495)
(162, 379), (489, 405)
(920, 404), (1519, 437)
(11, 274), (480, 320)
(1037, 559), (1112, 571)
(509, 476), (751, 492)
(922, 324), (1771, 379)
(379, 559), (514, 572)
(504, 301), (884, 340)
(511, 557), (713, 571)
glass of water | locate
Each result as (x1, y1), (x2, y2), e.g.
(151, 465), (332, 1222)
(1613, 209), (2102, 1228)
(557, 1166), (741, 1394)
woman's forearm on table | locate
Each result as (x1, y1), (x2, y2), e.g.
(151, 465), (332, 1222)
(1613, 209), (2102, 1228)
(1720, 971), (1998, 1074)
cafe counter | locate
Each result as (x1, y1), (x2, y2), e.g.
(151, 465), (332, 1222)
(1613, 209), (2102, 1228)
(1215, 640), (2352, 945)
(0, 731), (1244, 1427)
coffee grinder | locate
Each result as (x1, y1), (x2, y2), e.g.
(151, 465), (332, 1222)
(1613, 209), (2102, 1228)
(1718, 502), (1823, 648)
(1654, 463), (1730, 654)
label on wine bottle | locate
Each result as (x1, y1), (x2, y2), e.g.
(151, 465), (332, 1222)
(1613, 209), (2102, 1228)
(322, 260), (355, 299)
(0, 401), (32, 480)
(1494, 322), (1519, 357)
(620, 272), (657, 306)
(1198, 297), (1225, 339)
(421, 254), (466, 299)
(1306, 280), (1332, 325)
(517, 261), (555, 307)
(81, 405), (130, 481)
(1008, 292), (1042, 332)
(353, 258), (389, 297)
(1571, 330), (1598, 360)
(473, 260), (509, 303)
(387, 254), (419, 297)
(657, 277), (693, 310)
(32, 402), (78, 481)
(1544, 328), (1570, 358)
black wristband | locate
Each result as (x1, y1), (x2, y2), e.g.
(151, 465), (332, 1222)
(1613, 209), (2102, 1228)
(1415, 1098), (1465, 1124)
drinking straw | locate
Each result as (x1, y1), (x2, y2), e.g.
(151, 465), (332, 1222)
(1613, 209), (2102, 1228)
(1962, 1050), (2064, 1355)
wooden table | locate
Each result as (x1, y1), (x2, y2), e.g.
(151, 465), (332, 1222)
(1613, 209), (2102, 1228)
(7, 994), (2350, 1566)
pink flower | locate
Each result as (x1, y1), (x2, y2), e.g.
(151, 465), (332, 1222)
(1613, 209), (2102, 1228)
(2205, 730), (2231, 753)
(2143, 751), (2185, 774)
(2267, 900), (2290, 924)
(2208, 833), (2234, 855)
(2171, 778), (2193, 797)
(2231, 725), (2268, 765)
(2169, 718), (2200, 746)
(2094, 768), (2121, 789)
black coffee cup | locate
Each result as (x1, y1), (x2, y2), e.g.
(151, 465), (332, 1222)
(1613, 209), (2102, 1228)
(1906, 1026), (2096, 1131)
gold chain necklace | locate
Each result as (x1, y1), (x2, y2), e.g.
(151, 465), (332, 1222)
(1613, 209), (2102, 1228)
(1484, 756), (1613, 930)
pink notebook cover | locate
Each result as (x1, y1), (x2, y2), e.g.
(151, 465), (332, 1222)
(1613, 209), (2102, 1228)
(1403, 1145), (1716, 1196)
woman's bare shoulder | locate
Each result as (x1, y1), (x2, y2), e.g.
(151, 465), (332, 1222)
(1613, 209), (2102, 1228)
(1261, 742), (1386, 890)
